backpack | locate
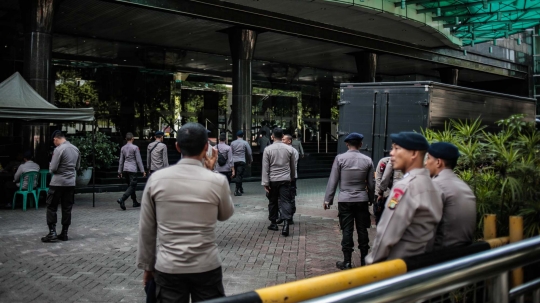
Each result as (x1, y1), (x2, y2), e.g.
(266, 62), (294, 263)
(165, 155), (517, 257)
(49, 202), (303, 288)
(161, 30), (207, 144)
(217, 146), (228, 166)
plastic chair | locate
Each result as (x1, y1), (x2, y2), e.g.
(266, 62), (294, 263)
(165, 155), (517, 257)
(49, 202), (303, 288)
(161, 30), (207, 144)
(12, 171), (39, 211)
(37, 169), (51, 199)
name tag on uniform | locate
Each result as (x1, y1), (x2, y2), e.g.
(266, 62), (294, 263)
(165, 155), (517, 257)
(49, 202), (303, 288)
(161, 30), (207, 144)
(388, 188), (405, 210)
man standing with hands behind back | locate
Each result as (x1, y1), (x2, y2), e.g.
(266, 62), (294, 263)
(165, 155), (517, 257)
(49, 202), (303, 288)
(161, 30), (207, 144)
(137, 122), (234, 303)
(117, 132), (146, 211)
(41, 130), (80, 243)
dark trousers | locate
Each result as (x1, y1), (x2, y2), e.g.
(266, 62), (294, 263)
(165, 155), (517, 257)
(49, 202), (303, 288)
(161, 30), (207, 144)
(46, 186), (75, 227)
(268, 181), (293, 222)
(374, 195), (386, 225)
(338, 202), (370, 253)
(233, 162), (246, 190)
(290, 178), (297, 216)
(120, 172), (138, 203)
(218, 171), (232, 183)
(153, 267), (225, 303)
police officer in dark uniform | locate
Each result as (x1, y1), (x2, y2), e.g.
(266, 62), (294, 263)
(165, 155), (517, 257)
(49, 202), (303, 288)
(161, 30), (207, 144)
(324, 133), (375, 269)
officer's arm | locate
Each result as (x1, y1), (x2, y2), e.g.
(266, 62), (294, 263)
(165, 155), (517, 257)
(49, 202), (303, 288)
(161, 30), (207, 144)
(261, 149), (270, 186)
(76, 150), (81, 171)
(118, 149), (124, 174)
(146, 145), (151, 170)
(289, 150), (296, 180)
(246, 141), (253, 164)
(379, 161), (394, 192)
(13, 164), (23, 183)
(228, 147), (234, 167)
(135, 148), (145, 173)
(137, 182), (157, 272)
(299, 142), (304, 156)
(49, 149), (62, 174)
(367, 161), (376, 203)
(218, 177), (235, 221)
(323, 157), (340, 205)
(163, 145), (169, 167)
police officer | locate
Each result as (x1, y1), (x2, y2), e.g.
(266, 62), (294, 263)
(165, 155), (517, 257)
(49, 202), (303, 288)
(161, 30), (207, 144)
(366, 132), (443, 264)
(324, 133), (375, 269)
(41, 130), (81, 242)
(374, 158), (403, 225)
(230, 130), (253, 196)
(282, 134), (299, 224)
(117, 132), (146, 210)
(425, 142), (476, 249)
(147, 131), (168, 175)
(262, 128), (296, 237)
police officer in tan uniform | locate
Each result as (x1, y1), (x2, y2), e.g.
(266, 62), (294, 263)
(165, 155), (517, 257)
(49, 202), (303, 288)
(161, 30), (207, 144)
(147, 131), (168, 175)
(366, 132), (442, 264)
(324, 133), (375, 269)
(117, 132), (146, 210)
(425, 142), (476, 249)
(374, 159), (403, 225)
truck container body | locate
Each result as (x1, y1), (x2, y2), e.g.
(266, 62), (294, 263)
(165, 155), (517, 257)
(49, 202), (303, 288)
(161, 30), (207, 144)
(338, 82), (536, 162)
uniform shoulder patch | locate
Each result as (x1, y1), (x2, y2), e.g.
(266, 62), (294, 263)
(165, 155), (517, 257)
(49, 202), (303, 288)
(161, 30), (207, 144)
(388, 187), (406, 210)
(379, 162), (386, 173)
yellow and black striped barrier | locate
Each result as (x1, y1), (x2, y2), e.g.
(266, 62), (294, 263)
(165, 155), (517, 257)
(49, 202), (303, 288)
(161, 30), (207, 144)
(205, 238), (508, 303)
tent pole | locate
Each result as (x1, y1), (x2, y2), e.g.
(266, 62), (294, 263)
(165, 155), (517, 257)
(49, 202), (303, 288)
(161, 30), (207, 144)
(92, 119), (96, 207)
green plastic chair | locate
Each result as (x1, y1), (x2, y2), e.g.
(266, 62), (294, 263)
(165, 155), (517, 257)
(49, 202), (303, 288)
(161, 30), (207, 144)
(37, 169), (51, 199)
(12, 171), (39, 211)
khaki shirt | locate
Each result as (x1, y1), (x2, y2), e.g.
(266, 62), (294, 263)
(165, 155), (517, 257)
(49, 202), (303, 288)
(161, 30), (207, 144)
(324, 150), (375, 204)
(379, 160), (403, 197)
(375, 157), (391, 197)
(366, 168), (443, 264)
(50, 141), (81, 187)
(137, 159), (234, 274)
(261, 141), (295, 186)
(292, 140), (304, 157)
(432, 169), (476, 249)
(119, 142), (144, 173)
(14, 160), (40, 189)
(147, 141), (169, 171)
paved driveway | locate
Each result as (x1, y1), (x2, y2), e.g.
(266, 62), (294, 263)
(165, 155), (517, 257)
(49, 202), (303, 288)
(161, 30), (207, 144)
(0, 178), (376, 302)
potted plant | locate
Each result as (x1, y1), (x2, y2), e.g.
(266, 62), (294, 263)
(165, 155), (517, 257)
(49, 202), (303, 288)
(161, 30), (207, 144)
(69, 132), (119, 186)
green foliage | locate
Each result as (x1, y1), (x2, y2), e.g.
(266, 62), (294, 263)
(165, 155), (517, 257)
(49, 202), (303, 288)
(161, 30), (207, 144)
(69, 132), (119, 176)
(423, 114), (540, 238)
(55, 71), (98, 108)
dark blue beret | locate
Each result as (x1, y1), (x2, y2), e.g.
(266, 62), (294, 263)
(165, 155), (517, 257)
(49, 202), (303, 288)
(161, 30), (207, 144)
(390, 132), (429, 151)
(344, 132), (364, 142)
(236, 130), (244, 137)
(155, 131), (164, 136)
(428, 142), (460, 160)
(51, 130), (63, 140)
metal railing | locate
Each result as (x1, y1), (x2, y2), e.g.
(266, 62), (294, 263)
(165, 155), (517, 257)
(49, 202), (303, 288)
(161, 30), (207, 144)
(303, 236), (540, 303)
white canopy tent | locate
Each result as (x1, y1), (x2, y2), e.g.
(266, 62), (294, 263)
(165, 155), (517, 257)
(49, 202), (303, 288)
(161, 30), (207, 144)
(0, 72), (94, 121)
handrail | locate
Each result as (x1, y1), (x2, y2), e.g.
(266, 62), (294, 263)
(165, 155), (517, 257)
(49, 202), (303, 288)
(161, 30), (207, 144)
(303, 236), (540, 303)
(509, 277), (540, 299)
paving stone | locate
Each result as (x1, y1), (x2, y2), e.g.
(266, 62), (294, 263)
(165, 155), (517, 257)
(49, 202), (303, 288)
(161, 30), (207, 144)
(0, 178), (376, 302)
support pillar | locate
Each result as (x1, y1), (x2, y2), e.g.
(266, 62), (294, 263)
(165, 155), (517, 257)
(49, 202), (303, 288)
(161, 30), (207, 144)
(229, 28), (257, 145)
(319, 84), (334, 141)
(438, 68), (459, 85)
(354, 52), (378, 82)
(20, 0), (57, 102)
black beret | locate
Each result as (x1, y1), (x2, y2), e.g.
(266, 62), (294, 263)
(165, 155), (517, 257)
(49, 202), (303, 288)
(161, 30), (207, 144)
(23, 151), (33, 160)
(154, 131), (164, 136)
(51, 130), (63, 140)
(344, 132), (364, 142)
(390, 132), (429, 151)
(428, 142), (460, 160)
(236, 130), (244, 137)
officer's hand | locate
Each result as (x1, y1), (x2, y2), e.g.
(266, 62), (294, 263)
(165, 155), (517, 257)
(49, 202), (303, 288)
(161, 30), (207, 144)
(143, 172), (147, 177)
(143, 270), (153, 287)
(118, 173), (122, 179)
(231, 171), (235, 178)
(264, 185), (271, 193)
(323, 201), (330, 210)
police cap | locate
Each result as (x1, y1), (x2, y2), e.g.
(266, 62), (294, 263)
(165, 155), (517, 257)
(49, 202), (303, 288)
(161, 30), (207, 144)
(236, 130), (244, 137)
(428, 142), (460, 160)
(390, 132), (429, 151)
(51, 130), (64, 140)
(344, 133), (364, 142)
(155, 131), (164, 136)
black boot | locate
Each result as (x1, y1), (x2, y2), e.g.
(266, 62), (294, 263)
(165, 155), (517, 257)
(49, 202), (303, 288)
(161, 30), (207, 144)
(360, 249), (368, 266)
(117, 199), (126, 210)
(268, 221), (278, 231)
(281, 220), (290, 237)
(276, 218), (284, 224)
(41, 225), (57, 243)
(57, 226), (69, 241)
(336, 251), (352, 270)
(234, 188), (242, 196)
(288, 218), (294, 225)
(240, 187), (244, 194)
(133, 201), (141, 208)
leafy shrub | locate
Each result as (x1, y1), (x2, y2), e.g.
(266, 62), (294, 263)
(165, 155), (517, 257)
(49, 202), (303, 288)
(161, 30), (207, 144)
(423, 115), (540, 238)
(69, 132), (119, 176)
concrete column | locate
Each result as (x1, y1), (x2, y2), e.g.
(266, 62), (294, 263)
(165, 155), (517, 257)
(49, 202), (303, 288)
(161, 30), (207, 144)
(438, 68), (459, 85)
(20, 0), (57, 102)
(319, 84), (334, 141)
(354, 52), (378, 83)
(228, 28), (257, 145)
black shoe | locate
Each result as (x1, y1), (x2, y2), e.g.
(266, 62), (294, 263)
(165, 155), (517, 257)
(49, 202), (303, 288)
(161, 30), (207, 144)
(117, 199), (126, 210)
(276, 218), (284, 224)
(133, 201), (141, 208)
(281, 221), (289, 237)
(360, 257), (366, 266)
(234, 189), (242, 196)
(57, 227), (68, 241)
(288, 219), (294, 225)
(268, 223), (279, 231)
(41, 225), (57, 243)
(336, 261), (352, 270)
(240, 187), (244, 194)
